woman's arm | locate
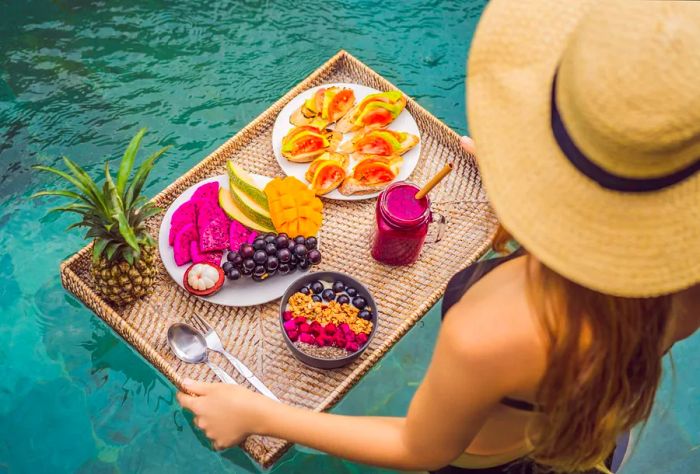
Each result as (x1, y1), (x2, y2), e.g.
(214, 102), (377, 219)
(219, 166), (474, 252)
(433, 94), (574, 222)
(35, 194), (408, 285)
(177, 298), (532, 471)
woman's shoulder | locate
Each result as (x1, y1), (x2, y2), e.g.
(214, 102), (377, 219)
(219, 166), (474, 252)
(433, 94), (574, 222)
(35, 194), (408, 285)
(441, 256), (547, 393)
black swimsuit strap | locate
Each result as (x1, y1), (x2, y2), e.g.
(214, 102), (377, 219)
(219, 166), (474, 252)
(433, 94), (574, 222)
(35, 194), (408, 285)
(442, 248), (539, 413)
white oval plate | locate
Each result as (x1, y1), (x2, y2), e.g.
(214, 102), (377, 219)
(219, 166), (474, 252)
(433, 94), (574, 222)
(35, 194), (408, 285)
(271, 82), (422, 201)
(158, 174), (307, 307)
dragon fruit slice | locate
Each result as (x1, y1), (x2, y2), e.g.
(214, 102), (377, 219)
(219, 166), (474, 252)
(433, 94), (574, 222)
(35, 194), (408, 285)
(190, 241), (224, 265)
(173, 223), (198, 266)
(191, 182), (220, 202)
(168, 200), (197, 245)
(196, 200), (229, 252)
(229, 220), (258, 253)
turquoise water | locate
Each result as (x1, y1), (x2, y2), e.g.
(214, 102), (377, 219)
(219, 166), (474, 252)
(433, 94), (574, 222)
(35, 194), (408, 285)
(0, 1), (697, 472)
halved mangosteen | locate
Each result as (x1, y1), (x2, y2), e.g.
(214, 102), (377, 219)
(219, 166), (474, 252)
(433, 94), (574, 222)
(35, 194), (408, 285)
(183, 262), (225, 297)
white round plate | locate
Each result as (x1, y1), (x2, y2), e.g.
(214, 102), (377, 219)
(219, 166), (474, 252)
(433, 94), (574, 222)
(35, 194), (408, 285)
(271, 82), (422, 201)
(158, 174), (305, 307)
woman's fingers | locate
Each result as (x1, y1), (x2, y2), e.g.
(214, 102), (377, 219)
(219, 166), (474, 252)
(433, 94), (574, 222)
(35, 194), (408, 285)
(176, 392), (199, 411)
(459, 136), (477, 156)
(182, 378), (213, 395)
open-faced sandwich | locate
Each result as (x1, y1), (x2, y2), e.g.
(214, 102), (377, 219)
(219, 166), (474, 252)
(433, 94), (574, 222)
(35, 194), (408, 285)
(281, 125), (343, 163)
(305, 152), (349, 196)
(335, 90), (406, 133)
(339, 129), (419, 158)
(339, 155), (404, 196)
(290, 87), (356, 129)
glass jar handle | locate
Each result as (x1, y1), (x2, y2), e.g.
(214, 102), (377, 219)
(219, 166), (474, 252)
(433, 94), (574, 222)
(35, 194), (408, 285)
(428, 212), (446, 244)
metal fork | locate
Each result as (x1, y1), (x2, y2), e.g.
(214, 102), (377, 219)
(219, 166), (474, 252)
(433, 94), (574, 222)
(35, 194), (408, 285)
(190, 314), (280, 402)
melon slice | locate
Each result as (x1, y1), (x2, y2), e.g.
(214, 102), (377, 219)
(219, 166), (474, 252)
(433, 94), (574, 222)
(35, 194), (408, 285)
(218, 187), (275, 233)
(168, 200), (197, 245)
(191, 182), (220, 202)
(190, 241), (224, 265)
(173, 223), (198, 266)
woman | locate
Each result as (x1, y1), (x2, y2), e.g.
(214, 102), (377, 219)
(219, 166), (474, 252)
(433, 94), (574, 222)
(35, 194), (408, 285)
(177, 1), (700, 472)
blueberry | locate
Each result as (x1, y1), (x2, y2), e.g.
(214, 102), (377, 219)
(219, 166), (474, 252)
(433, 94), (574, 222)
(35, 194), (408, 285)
(230, 253), (243, 267)
(322, 289), (335, 301)
(227, 268), (241, 281)
(253, 239), (265, 251)
(293, 244), (307, 258)
(290, 253), (299, 265)
(307, 249), (322, 265)
(222, 261), (234, 273)
(288, 239), (296, 250)
(265, 255), (279, 272)
(240, 264), (253, 276)
(337, 295), (350, 305)
(226, 251), (238, 263)
(305, 236), (318, 250)
(275, 234), (289, 249)
(299, 286), (311, 295)
(253, 265), (266, 277)
(332, 281), (344, 293)
(264, 234), (276, 244)
(345, 287), (358, 297)
(311, 294), (322, 303)
(253, 250), (267, 264)
(358, 310), (372, 320)
(252, 272), (270, 282)
(239, 244), (254, 259)
(352, 296), (367, 310)
(298, 259), (311, 271)
(277, 248), (291, 263)
(243, 258), (256, 271)
(265, 242), (277, 255)
(278, 263), (291, 275)
(309, 281), (324, 294)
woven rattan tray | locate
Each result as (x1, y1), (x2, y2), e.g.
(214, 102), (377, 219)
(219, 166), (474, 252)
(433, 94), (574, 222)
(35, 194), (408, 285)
(60, 50), (497, 467)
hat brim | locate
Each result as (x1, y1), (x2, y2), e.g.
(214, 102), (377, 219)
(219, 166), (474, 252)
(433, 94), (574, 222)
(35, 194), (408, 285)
(467, 0), (700, 297)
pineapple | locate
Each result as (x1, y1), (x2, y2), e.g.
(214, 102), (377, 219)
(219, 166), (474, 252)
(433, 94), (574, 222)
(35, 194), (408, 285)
(34, 128), (169, 306)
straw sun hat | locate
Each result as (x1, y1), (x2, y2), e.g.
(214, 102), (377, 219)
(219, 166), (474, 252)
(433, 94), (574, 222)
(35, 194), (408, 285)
(467, 0), (700, 297)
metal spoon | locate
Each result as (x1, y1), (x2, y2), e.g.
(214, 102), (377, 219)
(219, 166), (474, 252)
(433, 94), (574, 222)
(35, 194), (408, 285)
(167, 323), (237, 384)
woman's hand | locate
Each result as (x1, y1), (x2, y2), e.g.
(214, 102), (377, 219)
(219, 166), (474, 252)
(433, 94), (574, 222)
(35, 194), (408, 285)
(176, 380), (270, 450)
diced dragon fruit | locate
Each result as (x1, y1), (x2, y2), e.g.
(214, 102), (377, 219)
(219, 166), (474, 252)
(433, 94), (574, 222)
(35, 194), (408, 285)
(190, 241), (223, 265)
(173, 223), (198, 266)
(229, 220), (257, 253)
(168, 200), (197, 245)
(191, 182), (220, 202)
(196, 200), (229, 252)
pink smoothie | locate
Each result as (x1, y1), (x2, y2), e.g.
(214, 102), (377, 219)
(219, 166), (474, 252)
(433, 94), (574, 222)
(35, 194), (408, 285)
(371, 182), (431, 266)
(384, 183), (429, 221)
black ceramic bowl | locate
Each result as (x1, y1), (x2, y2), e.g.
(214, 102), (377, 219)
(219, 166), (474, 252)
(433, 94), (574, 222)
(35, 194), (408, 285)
(279, 271), (378, 369)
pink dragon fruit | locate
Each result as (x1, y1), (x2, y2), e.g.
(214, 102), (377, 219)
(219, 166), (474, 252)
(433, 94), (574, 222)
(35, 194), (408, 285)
(168, 200), (197, 245)
(191, 182), (220, 202)
(190, 241), (223, 265)
(173, 223), (198, 266)
(229, 220), (257, 253)
(196, 200), (229, 252)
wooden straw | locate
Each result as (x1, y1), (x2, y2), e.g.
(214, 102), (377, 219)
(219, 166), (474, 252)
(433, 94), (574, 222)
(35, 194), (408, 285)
(415, 163), (453, 199)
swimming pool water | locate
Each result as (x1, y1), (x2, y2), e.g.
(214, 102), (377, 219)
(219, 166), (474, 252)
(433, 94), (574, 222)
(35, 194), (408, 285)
(1, 1), (697, 472)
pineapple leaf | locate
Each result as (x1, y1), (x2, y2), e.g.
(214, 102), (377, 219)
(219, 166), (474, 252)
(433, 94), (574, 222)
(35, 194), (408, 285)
(47, 203), (91, 216)
(33, 165), (99, 206)
(62, 157), (109, 216)
(117, 128), (147, 200)
(92, 239), (109, 263)
(122, 246), (136, 265)
(115, 208), (140, 252)
(125, 145), (170, 209)
(31, 189), (90, 205)
(105, 242), (120, 260)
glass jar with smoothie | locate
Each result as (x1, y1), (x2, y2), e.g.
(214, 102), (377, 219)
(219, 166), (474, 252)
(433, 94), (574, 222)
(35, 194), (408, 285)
(371, 181), (445, 266)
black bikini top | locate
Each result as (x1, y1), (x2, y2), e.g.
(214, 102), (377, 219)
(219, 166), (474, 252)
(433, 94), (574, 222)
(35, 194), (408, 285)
(442, 248), (538, 412)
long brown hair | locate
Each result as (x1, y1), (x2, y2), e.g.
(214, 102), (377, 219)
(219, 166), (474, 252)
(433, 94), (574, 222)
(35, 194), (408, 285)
(493, 226), (672, 472)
